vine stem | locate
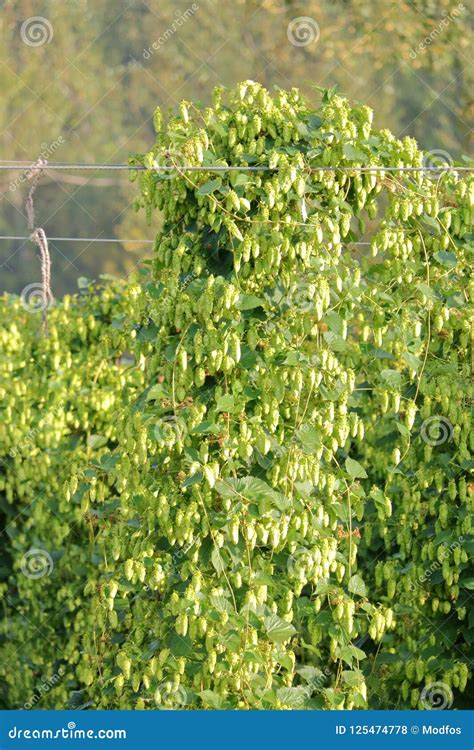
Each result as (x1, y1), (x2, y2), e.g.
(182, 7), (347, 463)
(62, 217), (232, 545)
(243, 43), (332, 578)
(196, 490), (237, 614)
(399, 228), (431, 465)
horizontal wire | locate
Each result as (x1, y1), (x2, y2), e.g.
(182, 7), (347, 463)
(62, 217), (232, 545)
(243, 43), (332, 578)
(0, 161), (472, 172)
(0, 235), (372, 245)
(2, 163), (266, 171)
(0, 235), (155, 244)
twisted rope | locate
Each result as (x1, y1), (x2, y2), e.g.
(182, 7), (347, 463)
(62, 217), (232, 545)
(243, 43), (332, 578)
(26, 159), (53, 335)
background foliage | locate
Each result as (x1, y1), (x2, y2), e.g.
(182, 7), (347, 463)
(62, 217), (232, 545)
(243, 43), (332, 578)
(0, 0), (472, 294)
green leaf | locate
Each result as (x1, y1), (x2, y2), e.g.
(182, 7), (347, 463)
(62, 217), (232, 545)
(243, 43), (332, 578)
(211, 547), (225, 575)
(348, 574), (367, 597)
(350, 646), (367, 662)
(446, 292), (464, 308)
(191, 421), (221, 435)
(342, 669), (363, 687)
(416, 282), (436, 300)
(209, 591), (232, 612)
(433, 251), (457, 269)
(146, 384), (168, 401)
(167, 631), (193, 657)
(264, 614), (296, 644)
(370, 487), (387, 514)
(220, 631), (241, 653)
(402, 352), (422, 371)
(296, 425), (322, 454)
(343, 143), (368, 163)
(237, 294), (265, 310)
(315, 579), (332, 595)
(324, 311), (345, 336)
(340, 645), (365, 666)
(197, 179), (221, 195)
(276, 652), (294, 672)
(345, 457), (368, 479)
(182, 471), (203, 489)
(234, 172), (249, 186)
(98, 453), (119, 472)
(323, 330), (348, 352)
(421, 214), (441, 233)
(325, 688), (346, 708)
(461, 578), (474, 590)
(199, 690), (224, 709)
(340, 646), (354, 666)
(297, 666), (326, 686)
(87, 435), (108, 449)
(396, 422), (410, 438)
(300, 640), (321, 656)
(215, 394), (235, 413)
(380, 369), (402, 387)
(215, 477), (289, 512)
(210, 120), (227, 137)
(276, 687), (307, 707)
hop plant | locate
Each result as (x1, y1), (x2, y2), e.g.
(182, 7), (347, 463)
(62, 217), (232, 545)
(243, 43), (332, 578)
(2, 82), (471, 711)
(0, 280), (143, 709)
(77, 81), (473, 710)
